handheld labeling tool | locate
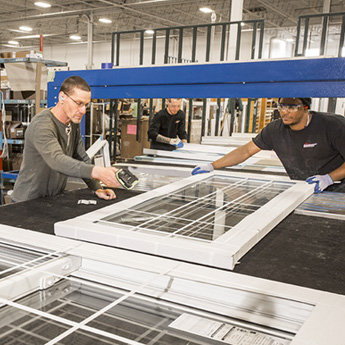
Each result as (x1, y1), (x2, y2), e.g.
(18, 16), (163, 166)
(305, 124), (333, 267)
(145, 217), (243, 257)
(116, 169), (139, 190)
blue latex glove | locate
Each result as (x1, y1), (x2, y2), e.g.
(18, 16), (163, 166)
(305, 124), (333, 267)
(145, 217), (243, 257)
(176, 140), (184, 149)
(306, 174), (334, 193)
(192, 163), (214, 175)
(169, 138), (184, 148)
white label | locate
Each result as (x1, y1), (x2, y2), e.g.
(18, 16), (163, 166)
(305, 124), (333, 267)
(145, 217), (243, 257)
(169, 313), (291, 345)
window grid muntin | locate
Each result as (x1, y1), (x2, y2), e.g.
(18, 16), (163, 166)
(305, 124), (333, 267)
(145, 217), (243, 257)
(99, 175), (293, 241)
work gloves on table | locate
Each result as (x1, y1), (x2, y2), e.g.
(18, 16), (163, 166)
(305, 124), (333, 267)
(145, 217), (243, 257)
(306, 174), (334, 193)
(192, 162), (214, 175)
(169, 138), (184, 148)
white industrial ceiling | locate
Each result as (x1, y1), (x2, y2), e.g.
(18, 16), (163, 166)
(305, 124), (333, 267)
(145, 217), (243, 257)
(0, 0), (344, 49)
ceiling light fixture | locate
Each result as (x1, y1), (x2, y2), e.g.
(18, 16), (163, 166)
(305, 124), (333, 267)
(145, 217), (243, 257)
(99, 18), (112, 24)
(15, 34), (40, 39)
(15, 33), (56, 39)
(199, 7), (213, 13)
(145, 29), (154, 34)
(8, 40), (19, 45)
(70, 35), (81, 40)
(34, 1), (51, 8)
(19, 26), (33, 32)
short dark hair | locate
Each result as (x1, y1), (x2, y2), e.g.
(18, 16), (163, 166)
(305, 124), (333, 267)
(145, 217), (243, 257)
(279, 97), (312, 109)
(299, 98), (312, 109)
(166, 98), (182, 102)
(59, 76), (91, 94)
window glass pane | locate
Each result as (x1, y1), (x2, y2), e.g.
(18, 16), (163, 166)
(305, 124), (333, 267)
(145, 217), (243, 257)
(0, 242), (58, 279)
(99, 175), (294, 241)
(0, 309), (69, 345)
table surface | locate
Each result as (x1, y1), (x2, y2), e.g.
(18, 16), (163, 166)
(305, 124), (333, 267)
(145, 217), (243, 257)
(0, 188), (344, 295)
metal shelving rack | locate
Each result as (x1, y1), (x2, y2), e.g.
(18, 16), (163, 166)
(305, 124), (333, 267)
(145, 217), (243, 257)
(0, 57), (68, 204)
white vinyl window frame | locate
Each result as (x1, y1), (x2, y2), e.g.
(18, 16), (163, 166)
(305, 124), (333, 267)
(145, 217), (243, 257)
(0, 226), (345, 345)
(55, 171), (314, 270)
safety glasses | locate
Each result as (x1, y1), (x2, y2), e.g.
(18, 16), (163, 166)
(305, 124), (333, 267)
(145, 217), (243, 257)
(277, 103), (304, 112)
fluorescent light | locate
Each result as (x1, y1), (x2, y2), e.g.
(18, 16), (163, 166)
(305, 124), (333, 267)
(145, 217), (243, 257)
(34, 1), (51, 8)
(70, 35), (81, 40)
(15, 34), (40, 39)
(15, 34), (56, 39)
(8, 40), (19, 45)
(200, 7), (213, 13)
(99, 18), (112, 24)
(145, 29), (154, 34)
(19, 26), (33, 32)
(286, 38), (294, 42)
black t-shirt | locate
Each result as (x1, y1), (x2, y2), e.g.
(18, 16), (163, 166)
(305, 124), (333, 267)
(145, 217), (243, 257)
(253, 111), (345, 191)
(148, 108), (187, 151)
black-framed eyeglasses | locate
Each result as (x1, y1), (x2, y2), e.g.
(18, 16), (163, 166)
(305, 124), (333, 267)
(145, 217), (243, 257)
(63, 92), (90, 109)
(277, 103), (304, 113)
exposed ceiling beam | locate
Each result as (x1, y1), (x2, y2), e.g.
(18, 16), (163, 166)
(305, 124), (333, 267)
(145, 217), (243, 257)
(256, 0), (298, 25)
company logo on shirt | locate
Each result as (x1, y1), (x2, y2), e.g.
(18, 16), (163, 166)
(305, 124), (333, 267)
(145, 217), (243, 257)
(303, 142), (317, 148)
(175, 120), (180, 124)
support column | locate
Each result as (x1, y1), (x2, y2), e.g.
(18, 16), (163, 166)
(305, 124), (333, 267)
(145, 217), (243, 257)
(323, 0), (331, 13)
(323, 0), (331, 111)
(227, 0), (243, 61)
(85, 13), (94, 70)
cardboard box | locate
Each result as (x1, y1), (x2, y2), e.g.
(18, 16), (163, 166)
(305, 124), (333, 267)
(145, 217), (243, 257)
(5, 121), (25, 139)
(120, 117), (150, 159)
(0, 52), (13, 58)
(25, 90), (46, 100)
(0, 50), (37, 59)
(11, 90), (45, 100)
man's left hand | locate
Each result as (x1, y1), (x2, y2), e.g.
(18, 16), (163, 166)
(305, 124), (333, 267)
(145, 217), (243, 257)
(306, 174), (334, 193)
(95, 189), (116, 200)
(169, 138), (184, 148)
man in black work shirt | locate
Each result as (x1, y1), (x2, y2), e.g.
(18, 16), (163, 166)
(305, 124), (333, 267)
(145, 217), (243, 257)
(192, 97), (345, 194)
(148, 98), (187, 151)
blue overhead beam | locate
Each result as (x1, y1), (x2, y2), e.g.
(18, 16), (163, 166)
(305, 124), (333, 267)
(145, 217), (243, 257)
(47, 57), (345, 106)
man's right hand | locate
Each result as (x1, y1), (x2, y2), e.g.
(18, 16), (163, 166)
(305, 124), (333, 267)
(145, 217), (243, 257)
(306, 174), (334, 193)
(192, 163), (214, 175)
(91, 166), (121, 187)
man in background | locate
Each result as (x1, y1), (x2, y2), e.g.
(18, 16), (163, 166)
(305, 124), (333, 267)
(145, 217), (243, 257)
(148, 98), (187, 151)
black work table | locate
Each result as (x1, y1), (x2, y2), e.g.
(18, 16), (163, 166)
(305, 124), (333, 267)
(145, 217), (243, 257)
(0, 188), (344, 295)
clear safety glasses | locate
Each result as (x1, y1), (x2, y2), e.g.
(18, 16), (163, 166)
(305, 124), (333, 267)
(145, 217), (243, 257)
(277, 103), (304, 112)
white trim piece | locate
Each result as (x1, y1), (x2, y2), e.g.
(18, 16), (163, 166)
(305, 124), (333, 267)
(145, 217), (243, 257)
(201, 134), (256, 147)
(141, 144), (286, 174)
(295, 192), (345, 220)
(1, 227), (345, 344)
(295, 209), (345, 220)
(55, 171), (313, 270)
(144, 143), (280, 160)
(133, 155), (286, 175)
(86, 137), (111, 167)
(141, 143), (284, 173)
